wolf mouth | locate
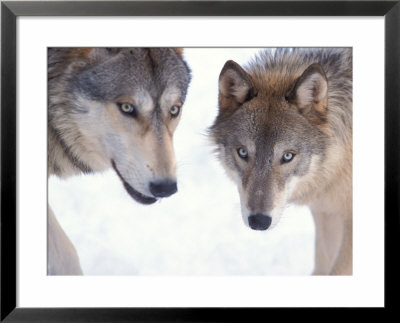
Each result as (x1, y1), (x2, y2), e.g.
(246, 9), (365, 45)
(111, 160), (158, 205)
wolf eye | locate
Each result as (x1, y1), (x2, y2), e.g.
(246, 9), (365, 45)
(282, 152), (295, 163)
(237, 148), (248, 160)
(284, 94), (290, 103)
(118, 103), (137, 117)
(170, 105), (181, 118)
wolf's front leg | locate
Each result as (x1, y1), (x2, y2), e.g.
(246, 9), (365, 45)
(311, 210), (343, 275)
(329, 217), (352, 275)
(48, 206), (83, 275)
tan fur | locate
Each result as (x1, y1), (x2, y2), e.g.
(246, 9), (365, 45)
(174, 48), (184, 57)
(48, 206), (83, 275)
(285, 142), (352, 275)
(211, 48), (352, 275)
(308, 143), (352, 275)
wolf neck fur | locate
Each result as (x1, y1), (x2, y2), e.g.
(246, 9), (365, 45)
(310, 141), (352, 217)
(48, 124), (93, 178)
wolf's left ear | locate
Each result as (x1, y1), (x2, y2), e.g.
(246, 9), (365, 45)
(286, 63), (328, 116)
(218, 60), (257, 112)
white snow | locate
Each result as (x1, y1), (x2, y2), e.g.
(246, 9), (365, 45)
(48, 48), (315, 276)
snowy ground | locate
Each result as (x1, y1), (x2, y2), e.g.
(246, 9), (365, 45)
(48, 48), (315, 276)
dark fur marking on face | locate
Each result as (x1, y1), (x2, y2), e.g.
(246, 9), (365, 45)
(145, 48), (157, 81)
(70, 48), (191, 106)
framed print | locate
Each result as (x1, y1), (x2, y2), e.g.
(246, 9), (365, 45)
(1, 0), (399, 321)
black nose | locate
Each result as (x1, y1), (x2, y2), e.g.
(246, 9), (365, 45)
(149, 180), (177, 198)
(248, 214), (272, 230)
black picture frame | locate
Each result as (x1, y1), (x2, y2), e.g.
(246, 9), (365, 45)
(1, 1), (399, 321)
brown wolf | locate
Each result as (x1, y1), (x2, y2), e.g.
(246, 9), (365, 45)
(48, 48), (191, 275)
(210, 48), (352, 275)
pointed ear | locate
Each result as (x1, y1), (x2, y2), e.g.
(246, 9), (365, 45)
(286, 63), (328, 115)
(218, 60), (257, 112)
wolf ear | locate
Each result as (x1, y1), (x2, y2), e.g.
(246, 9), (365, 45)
(84, 48), (119, 63)
(286, 63), (328, 116)
(218, 60), (257, 112)
(174, 48), (184, 57)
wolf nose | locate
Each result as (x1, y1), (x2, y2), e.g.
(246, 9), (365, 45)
(248, 214), (272, 230)
(149, 180), (177, 198)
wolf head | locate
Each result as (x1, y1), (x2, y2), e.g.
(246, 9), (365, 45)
(210, 54), (332, 230)
(48, 48), (191, 204)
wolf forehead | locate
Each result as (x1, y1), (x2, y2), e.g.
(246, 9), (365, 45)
(71, 48), (191, 102)
(211, 90), (329, 162)
(213, 108), (320, 146)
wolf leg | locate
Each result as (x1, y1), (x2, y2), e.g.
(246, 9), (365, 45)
(311, 210), (342, 275)
(48, 205), (83, 275)
(330, 217), (352, 275)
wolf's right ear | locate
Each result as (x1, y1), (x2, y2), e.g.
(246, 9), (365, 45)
(84, 48), (120, 63)
(218, 60), (257, 112)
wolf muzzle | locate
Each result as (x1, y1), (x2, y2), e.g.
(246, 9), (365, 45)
(248, 214), (272, 230)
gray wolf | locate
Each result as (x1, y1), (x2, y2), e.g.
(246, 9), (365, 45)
(210, 48), (352, 275)
(48, 48), (191, 275)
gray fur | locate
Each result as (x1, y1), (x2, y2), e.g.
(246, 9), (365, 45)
(48, 47), (191, 177)
(245, 48), (352, 141)
(210, 48), (353, 275)
(210, 48), (352, 192)
(71, 48), (191, 103)
(47, 47), (191, 275)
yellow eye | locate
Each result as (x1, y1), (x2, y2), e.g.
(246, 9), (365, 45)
(118, 102), (137, 117)
(170, 105), (181, 117)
